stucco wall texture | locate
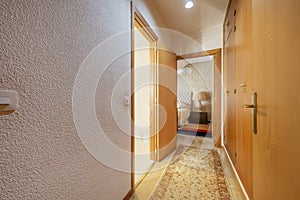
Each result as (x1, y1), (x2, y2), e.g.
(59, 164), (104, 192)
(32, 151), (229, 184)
(0, 0), (131, 199)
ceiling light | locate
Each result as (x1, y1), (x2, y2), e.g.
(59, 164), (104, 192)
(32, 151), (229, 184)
(185, 0), (194, 9)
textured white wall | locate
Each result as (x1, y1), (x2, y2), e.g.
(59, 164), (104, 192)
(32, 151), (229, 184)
(0, 0), (131, 199)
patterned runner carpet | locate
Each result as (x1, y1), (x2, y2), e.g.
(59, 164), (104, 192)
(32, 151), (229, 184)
(150, 144), (232, 200)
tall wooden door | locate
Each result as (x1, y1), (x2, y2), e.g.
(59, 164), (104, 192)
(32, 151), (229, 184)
(252, 0), (300, 199)
(234, 0), (253, 197)
(224, 0), (253, 197)
(224, 0), (237, 164)
(156, 46), (177, 161)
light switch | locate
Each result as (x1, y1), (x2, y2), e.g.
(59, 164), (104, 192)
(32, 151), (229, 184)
(0, 97), (10, 105)
(0, 90), (18, 112)
(124, 96), (130, 106)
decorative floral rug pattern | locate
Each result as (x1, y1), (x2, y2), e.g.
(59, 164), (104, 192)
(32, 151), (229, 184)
(150, 145), (232, 200)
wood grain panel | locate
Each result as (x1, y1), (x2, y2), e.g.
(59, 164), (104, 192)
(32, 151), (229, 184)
(234, 0), (253, 197)
(223, 0), (253, 198)
(224, 0), (237, 164)
(252, 0), (300, 199)
(157, 46), (177, 161)
(213, 50), (222, 147)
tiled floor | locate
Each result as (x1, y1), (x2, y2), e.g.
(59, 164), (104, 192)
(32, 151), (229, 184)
(130, 134), (246, 200)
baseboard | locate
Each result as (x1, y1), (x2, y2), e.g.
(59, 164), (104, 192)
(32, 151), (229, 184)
(123, 188), (134, 200)
(134, 162), (156, 189)
(222, 146), (250, 200)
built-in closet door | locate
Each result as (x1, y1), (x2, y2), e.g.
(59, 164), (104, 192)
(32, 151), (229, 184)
(223, 0), (253, 198)
(224, 0), (237, 164)
(252, 0), (300, 199)
(234, 0), (253, 197)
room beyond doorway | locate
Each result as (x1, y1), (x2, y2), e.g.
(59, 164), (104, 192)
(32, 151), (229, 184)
(176, 49), (222, 147)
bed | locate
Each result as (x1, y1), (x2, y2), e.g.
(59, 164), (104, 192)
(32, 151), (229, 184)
(177, 92), (193, 128)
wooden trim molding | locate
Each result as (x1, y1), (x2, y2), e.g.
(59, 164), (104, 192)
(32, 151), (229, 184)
(123, 189), (134, 200)
(213, 49), (222, 148)
(176, 49), (221, 60)
(130, 1), (135, 191)
(130, 3), (159, 198)
(177, 48), (222, 148)
(133, 7), (158, 42)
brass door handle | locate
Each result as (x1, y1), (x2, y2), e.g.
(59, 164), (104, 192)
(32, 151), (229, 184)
(243, 104), (254, 108)
(243, 93), (257, 134)
(240, 83), (246, 88)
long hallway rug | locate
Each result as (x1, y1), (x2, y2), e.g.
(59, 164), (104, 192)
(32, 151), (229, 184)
(150, 145), (232, 200)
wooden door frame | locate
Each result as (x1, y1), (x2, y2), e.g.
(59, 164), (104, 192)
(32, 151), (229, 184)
(130, 4), (159, 192)
(177, 48), (222, 147)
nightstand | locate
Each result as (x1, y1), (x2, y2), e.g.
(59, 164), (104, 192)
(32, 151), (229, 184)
(188, 111), (208, 124)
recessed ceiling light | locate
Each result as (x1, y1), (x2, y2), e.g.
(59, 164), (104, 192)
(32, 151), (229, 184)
(185, 0), (194, 9)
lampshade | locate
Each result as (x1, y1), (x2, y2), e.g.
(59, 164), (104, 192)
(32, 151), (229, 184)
(198, 92), (207, 101)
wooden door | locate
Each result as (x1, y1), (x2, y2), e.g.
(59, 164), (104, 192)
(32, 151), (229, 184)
(252, 0), (300, 199)
(156, 46), (177, 161)
(234, 0), (253, 197)
(224, 0), (254, 197)
(224, 0), (237, 164)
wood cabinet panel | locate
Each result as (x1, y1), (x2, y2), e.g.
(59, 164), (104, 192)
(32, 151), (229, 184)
(223, 0), (253, 198)
(224, 0), (237, 165)
(225, 0), (300, 199)
(252, 0), (300, 199)
(234, 0), (253, 197)
(224, 28), (237, 164)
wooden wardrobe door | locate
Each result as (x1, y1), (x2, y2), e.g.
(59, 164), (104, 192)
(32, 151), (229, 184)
(224, 0), (237, 164)
(235, 0), (253, 197)
(252, 0), (300, 199)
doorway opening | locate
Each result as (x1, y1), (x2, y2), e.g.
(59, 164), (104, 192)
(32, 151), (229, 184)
(132, 10), (158, 187)
(177, 56), (214, 137)
(131, 8), (178, 188)
(177, 49), (222, 147)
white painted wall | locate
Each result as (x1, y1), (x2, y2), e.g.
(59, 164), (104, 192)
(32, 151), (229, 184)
(0, 0), (131, 199)
(200, 24), (223, 51)
(170, 24), (224, 55)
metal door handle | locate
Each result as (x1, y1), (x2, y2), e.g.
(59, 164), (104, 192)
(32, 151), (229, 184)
(243, 104), (254, 108)
(242, 93), (257, 134)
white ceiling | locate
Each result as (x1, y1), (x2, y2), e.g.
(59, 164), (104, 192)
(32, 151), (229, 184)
(147, 0), (228, 39)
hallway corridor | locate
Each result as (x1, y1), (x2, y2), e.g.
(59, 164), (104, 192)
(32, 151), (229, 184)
(130, 135), (246, 199)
